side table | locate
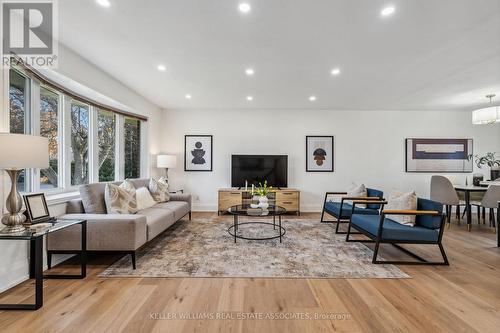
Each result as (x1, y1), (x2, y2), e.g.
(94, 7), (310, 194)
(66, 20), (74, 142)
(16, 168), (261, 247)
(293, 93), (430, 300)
(0, 219), (86, 310)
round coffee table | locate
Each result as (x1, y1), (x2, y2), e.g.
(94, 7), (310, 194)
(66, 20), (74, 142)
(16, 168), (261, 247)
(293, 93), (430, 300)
(227, 204), (286, 243)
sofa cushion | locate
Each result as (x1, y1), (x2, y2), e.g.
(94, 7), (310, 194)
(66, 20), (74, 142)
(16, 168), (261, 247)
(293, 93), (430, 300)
(154, 201), (190, 220)
(136, 187), (157, 210)
(324, 201), (379, 218)
(351, 214), (439, 242)
(345, 183), (368, 208)
(80, 182), (107, 214)
(149, 178), (170, 203)
(416, 198), (443, 229)
(104, 181), (138, 214)
(366, 188), (384, 209)
(138, 207), (176, 240)
(385, 190), (418, 226)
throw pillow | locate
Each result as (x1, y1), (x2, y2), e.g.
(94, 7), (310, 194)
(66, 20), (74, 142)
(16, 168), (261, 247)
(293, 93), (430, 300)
(158, 176), (168, 185)
(104, 181), (138, 214)
(345, 183), (368, 208)
(136, 187), (157, 210)
(385, 190), (418, 226)
(149, 178), (170, 202)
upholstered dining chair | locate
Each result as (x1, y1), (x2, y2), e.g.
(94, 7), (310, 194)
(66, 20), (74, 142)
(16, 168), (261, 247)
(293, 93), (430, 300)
(430, 175), (459, 227)
(480, 185), (500, 229)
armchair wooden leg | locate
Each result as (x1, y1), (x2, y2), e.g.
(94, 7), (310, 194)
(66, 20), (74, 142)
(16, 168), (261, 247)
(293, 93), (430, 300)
(372, 241), (381, 264)
(47, 251), (52, 269)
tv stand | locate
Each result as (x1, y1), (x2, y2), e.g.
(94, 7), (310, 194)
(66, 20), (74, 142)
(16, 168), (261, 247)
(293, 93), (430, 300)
(218, 188), (300, 215)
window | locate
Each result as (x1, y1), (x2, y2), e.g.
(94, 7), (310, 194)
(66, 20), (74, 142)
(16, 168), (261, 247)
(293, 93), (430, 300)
(124, 117), (141, 179)
(39, 87), (60, 189)
(9, 69), (30, 192)
(6, 67), (148, 194)
(98, 109), (116, 181)
(70, 100), (90, 186)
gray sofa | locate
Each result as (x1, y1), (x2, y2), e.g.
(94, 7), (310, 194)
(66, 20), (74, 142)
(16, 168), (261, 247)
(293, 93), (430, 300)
(47, 178), (191, 269)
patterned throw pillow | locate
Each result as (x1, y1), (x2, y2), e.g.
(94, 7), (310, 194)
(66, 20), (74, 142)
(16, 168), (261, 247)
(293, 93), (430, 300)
(104, 180), (138, 214)
(345, 183), (368, 208)
(149, 178), (170, 203)
(385, 190), (418, 226)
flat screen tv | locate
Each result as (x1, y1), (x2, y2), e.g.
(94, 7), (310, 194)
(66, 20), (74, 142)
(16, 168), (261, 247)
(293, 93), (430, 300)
(231, 155), (288, 188)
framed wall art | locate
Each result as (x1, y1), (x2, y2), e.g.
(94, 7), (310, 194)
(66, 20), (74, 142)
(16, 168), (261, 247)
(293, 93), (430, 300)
(306, 136), (334, 172)
(405, 138), (473, 173)
(184, 135), (213, 171)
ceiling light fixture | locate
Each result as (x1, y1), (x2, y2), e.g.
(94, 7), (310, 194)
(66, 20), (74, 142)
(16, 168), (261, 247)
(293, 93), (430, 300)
(157, 65), (166, 72)
(309, 96), (317, 102)
(185, 94), (192, 100)
(238, 3), (251, 13)
(245, 68), (254, 76)
(246, 96), (253, 101)
(472, 94), (500, 125)
(96, 0), (111, 8)
(331, 68), (341, 76)
(381, 6), (395, 17)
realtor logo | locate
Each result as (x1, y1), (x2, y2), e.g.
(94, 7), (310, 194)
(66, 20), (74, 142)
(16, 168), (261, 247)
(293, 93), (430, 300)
(2, 0), (58, 68)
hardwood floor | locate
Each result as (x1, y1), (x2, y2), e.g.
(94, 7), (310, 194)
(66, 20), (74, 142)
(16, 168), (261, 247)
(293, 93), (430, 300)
(1, 212), (499, 333)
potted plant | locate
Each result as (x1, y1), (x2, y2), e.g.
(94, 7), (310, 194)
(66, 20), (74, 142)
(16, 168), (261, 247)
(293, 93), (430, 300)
(252, 181), (272, 209)
(469, 152), (500, 180)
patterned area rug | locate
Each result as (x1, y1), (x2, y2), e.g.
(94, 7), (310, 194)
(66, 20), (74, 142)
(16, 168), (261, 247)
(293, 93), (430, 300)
(100, 216), (409, 279)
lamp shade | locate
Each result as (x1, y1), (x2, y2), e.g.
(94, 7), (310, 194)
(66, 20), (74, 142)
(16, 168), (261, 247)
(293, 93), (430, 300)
(157, 154), (177, 168)
(472, 106), (500, 125)
(0, 133), (49, 169)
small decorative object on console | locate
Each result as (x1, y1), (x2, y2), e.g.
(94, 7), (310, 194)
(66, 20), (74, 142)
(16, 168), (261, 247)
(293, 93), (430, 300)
(469, 152), (500, 180)
(252, 181), (272, 209)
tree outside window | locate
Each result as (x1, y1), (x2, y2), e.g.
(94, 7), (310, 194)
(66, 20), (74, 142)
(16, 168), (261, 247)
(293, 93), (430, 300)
(98, 109), (116, 181)
(70, 101), (89, 186)
(124, 117), (141, 179)
(40, 87), (59, 189)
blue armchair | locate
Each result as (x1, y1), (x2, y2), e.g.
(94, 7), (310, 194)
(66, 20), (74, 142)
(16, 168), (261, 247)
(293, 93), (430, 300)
(320, 188), (384, 234)
(346, 198), (449, 265)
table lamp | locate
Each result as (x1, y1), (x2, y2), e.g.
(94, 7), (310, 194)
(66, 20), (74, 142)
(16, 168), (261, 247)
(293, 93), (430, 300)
(157, 154), (177, 181)
(0, 133), (49, 233)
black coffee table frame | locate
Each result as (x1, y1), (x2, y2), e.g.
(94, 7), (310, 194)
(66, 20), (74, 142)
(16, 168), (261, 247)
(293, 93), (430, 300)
(227, 205), (286, 243)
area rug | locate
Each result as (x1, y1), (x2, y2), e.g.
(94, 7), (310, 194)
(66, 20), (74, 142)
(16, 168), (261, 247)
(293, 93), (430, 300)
(100, 216), (409, 279)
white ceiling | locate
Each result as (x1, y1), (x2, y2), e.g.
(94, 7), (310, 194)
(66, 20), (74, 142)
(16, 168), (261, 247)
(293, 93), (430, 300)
(58, 0), (500, 111)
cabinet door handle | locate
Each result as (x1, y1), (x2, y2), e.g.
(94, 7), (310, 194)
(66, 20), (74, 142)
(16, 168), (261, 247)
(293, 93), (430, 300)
(282, 201), (293, 204)
(230, 192), (240, 195)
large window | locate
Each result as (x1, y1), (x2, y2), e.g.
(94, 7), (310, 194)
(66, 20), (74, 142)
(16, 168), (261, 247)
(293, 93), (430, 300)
(9, 69), (29, 192)
(98, 109), (116, 182)
(70, 101), (90, 186)
(6, 67), (147, 194)
(124, 117), (141, 179)
(39, 87), (60, 189)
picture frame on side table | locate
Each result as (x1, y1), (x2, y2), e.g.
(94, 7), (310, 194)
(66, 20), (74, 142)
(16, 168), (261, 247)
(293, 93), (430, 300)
(405, 138), (473, 173)
(306, 136), (334, 172)
(185, 135), (213, 171)
(23, 193), (51, 224)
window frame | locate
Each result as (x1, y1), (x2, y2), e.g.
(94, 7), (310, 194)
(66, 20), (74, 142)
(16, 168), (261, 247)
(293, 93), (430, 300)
(3, 67), (149, 197)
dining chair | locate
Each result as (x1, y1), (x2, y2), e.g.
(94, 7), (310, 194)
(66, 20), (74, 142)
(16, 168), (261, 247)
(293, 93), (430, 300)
(430, 175), (459, 227)
(480, 185), (500, 229)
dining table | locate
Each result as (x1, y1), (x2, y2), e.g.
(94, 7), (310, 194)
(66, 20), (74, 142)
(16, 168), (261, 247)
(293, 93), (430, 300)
(454, 185), (488, 231)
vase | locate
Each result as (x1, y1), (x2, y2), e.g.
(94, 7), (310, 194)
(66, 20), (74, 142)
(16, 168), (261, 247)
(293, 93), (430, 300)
(258, 196), (269, 209)
(491, 166), (500, 181)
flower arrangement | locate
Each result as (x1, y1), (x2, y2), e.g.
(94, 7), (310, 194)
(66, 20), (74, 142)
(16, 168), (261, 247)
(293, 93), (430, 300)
(468, 152), (500, 169)
(252, 180), (272, 197)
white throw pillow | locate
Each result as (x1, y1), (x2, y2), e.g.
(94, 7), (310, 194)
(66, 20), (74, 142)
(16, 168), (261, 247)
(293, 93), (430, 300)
(104, 180), (138, 214)
(385, 190), (418, 226)
(136, 187), (157, 210)
(345, 183), (368, 208)
(149, 178), (170, 202)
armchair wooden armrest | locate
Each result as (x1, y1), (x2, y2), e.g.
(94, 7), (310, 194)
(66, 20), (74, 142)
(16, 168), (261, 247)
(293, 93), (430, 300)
(382, 210), (440, 216)
(341, 196), (384, 201)
(325, 192), (348, 195)
(351, 200), (388, 205)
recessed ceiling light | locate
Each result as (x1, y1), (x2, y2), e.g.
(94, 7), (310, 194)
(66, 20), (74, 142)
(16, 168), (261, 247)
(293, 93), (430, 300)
(157, 64), (166, 72)
(238, 3), (251, 13)
(246, 96), (253, 101)
(96, 0), (111, 8)
(309, 96), (317, 102)
(245, 68), (254, 76)
(331, 68), (341, 76)
(381, 6), (395, 17)
(185, 94), (192, 100)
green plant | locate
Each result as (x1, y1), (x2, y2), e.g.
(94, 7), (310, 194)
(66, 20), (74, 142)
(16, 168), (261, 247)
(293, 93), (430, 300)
(468, 152), (500, 169)
(252, 180), (272, 197)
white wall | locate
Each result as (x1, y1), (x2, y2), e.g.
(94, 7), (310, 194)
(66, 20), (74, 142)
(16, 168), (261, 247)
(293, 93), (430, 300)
(0, 44), (163, 292)
(161, 109), (500, 211)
